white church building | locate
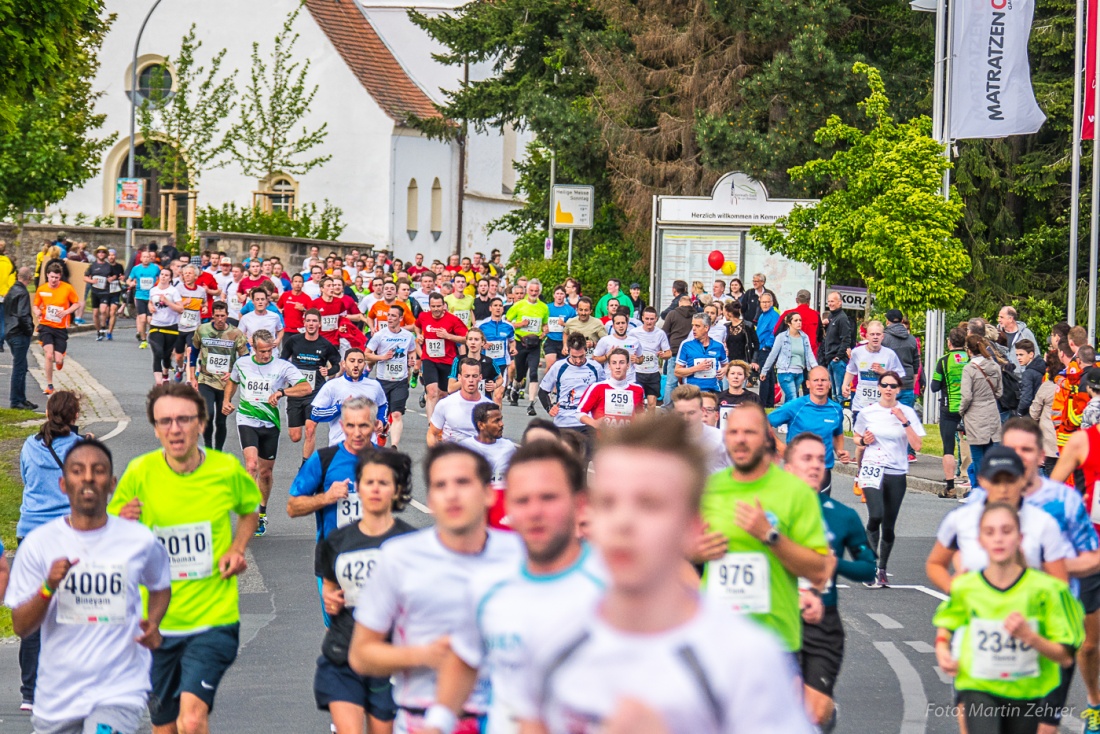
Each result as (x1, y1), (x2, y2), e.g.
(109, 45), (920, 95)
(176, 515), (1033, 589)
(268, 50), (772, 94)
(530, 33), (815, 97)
(56, 0), (531, 261)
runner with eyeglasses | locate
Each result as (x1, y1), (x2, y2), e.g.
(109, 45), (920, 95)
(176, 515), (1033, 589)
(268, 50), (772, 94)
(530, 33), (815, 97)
(852, 371), (924, 588)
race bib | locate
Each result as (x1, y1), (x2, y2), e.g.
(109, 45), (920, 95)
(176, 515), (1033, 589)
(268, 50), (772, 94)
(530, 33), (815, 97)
(857, 462), (885, 491)
(454, 310), (472, 326)
(241, 378), (272, 404)
(179, 309), (200, 331)
(605, 389), (634, 417)
(91, 275), (107, 290)
(383, 359), (406, 380)
(334, 548), (380, 608)
(303, 369), (318, 390)
(425, 338), (445, 359)
(639, 353), (659, 373)
(139, 277), (155, 291)
(154, 522), (214, 580)
(321, 314), (338, 332)
(706, 552), (771, 613)
(337, 493), (362, 528)
(694, 357), (717, 379)
(45, 305), (64, 323)
(1091, 482), (1100, 526)
(548, 317), (565, 334)
(522, 316), (542, 333)
(56, 561), (128, 625)
(109, 279), (121, 294)
(969, 618), (1039, 680)
(206, 353), (231, 375)
(858, 383), (881, 404)
(485, 340), (505, 360)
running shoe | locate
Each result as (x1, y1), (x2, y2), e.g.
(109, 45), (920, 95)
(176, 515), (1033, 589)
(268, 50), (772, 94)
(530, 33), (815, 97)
(43, 384), (54, 395)
(410, 372), (418, 388)
(20, 700), (32, 712)
(140, 340), (149, 349)
(508, 388), (519, 407)
(96, 332), (103, 342)
(419, 393), (426, 409)
(863, 568), (889, 589)
(527, 403), (537, 416)
(254, 513), (267, 537)
(106, 333), (113, 341)
(1083, 704), (1100, 734)
(135, 332), (142, 342)
(853, 481), (862, 497)
(174, 369), (183, 383)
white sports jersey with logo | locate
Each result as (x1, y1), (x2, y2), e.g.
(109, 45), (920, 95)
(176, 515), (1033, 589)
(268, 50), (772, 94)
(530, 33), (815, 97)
(3, 517), (171, 723)
(354, 528), (524, 723)
(538, 359), (605, 428)
(310, 374), (389, 446)
(593, 333), (644, 381)
(936, 501), (1073, 574)
(845, 345), (905, 412)
(452, 546), (606, 734)
(630, 327), (670, 374)
(230, 357), (306, 429)
(516, 599), (814, 734)
(457, 437), (518, 487)
(367, 328), (417, 382)
(430, 392), (496, 443)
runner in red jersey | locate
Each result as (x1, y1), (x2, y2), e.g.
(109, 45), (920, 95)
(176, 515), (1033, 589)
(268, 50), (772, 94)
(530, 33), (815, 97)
(311, 277), (352, 347)
(238, 259), (270, 294)
(415, 292), (467, 420)
(577, 347), (645, 430)
(277, 273), (312, 335)
(194, 267), (221, 319)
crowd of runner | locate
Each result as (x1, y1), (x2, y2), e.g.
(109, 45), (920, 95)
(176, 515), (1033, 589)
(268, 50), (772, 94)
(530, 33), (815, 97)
(5, 245), (1100, 733)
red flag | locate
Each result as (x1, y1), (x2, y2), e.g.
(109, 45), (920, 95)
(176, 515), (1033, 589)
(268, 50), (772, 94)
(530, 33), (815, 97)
(1086, 0), (1098, 139)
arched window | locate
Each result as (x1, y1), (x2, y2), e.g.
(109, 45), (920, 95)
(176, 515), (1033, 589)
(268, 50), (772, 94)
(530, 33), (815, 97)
(270, 177), (295, 214)
(406, 179), (419, 240)
(430, 178), (443, 241)
(136, 63), (173, 102)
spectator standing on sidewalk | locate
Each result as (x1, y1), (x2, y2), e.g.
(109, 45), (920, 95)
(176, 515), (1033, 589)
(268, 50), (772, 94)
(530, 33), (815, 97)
(4, 267), (36, 410)
(819, 291), (853, 403)
(0, 241), (14, 351)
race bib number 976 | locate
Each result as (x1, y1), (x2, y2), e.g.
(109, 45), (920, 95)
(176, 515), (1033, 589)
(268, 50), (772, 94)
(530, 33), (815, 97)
(706, 552), (770, 613)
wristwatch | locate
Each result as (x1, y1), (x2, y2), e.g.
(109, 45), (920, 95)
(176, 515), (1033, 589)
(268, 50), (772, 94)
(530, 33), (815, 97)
(764, 528), (780, 546)
(901, 421), (911, 428)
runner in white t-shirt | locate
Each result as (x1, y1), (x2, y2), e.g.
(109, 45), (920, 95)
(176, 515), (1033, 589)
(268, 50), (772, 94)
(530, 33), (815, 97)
(148, 269), (185, 384)
(423, 440), (605, 734)
(428, 358), (495, 445)
(515, 412), (813, 734)
(366, 304), (418, 448)
(457, 402), (517, 529)
(670, 384), (732, 474)
(842, 320), (905, 416)
(350, 443), (524, 734)
(5, 439), (172, 734)
(592, 311), (644, 382)
(631, 306), (672, 410)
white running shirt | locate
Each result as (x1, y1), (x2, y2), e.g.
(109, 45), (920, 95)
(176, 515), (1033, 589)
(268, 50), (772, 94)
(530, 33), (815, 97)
(4, 517), (171, 723)
(516, 598), (815, 734)
(457, 437), (518, 486)
(452, 545), (607, 734)
(311, 374), (389, 446)
(593, 332), (644, 382)
(354, 528), (524, 721)
(852, 402), (925, 474)
(148, 284), (181, 328)
(845, 345), (905, 412)
(936, 500), (1073, 574)
(367, 328), (418, 382)
(430, 392), (496, 443)
(630, 326), (670, 375)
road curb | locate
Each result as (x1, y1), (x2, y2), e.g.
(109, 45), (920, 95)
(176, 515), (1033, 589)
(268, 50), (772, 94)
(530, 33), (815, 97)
(833, 462), (944, 496)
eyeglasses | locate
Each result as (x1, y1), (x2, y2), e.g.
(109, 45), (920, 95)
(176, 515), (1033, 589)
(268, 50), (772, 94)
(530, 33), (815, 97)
(879, 383), (901, 390)
(702, 407), (718, 414)
(153, 415), (201, 429)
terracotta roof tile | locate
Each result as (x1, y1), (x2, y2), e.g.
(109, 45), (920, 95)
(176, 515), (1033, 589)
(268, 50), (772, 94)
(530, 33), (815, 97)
(305, 0), (442, 123)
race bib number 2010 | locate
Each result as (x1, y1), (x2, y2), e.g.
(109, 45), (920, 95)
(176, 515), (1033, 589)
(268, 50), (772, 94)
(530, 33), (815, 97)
(154, 522), (214, 579)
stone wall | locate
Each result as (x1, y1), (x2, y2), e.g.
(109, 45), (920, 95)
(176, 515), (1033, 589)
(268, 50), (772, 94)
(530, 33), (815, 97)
(0, 222), (373, 270)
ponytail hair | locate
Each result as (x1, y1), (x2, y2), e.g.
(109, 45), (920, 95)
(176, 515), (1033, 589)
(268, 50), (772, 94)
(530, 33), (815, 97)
(966, 335), (992, 360)
(37, 390), (80, 447)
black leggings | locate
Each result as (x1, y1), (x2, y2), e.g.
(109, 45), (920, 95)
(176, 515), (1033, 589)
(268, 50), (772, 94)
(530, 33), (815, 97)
(149, 328), (178, 373)
(198, 383), (228, 451)
(514, 342), (541, 384)
(957, 690), (1041, 734)
(864, 473), (906, 571)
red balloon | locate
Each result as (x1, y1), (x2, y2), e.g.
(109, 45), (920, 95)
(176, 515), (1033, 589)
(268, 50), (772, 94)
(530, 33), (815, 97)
(708, 250), (725, 270)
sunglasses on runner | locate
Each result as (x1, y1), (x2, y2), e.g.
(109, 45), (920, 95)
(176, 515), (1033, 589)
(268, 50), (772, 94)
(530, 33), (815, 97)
(878, 382), (901, 389)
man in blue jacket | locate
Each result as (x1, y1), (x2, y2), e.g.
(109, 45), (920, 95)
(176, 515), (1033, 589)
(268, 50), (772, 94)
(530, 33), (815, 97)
(769, 366), (850, 495)
(752, 292), (781, 407)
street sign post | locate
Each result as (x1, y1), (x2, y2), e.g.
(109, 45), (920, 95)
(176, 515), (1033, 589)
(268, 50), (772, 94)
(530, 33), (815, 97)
(551, 185), (595, 274)
(826, 285), (875, 311)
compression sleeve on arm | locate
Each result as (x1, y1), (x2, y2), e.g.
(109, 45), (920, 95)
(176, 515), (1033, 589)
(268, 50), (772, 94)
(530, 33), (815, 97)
(538, 388), (553, 412)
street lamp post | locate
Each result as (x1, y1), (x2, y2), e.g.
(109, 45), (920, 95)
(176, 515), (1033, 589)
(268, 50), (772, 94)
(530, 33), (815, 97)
(124, 0), (165, 271)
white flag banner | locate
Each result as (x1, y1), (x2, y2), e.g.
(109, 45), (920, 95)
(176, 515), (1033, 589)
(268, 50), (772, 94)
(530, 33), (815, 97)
(949, 0), (1046, 139)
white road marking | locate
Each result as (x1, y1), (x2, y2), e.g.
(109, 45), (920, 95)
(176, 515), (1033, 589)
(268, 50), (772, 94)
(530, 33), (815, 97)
(410, 499), (433, 515)
(99, 419), (130, 441)
(905, 640), (934, 654)
(874, 641), (929, 733)
(932, 666), (953, 686)
(890, 584), (949, 601)
(868, 613), (903, 629)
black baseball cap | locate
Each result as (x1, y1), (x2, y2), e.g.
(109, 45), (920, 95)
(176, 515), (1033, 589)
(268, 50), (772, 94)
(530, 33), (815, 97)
(1084, 367), (1100, 391)
(978, 446), (1026, 481)
(630, 282), (641, 290)
(885, 309), (904, 323)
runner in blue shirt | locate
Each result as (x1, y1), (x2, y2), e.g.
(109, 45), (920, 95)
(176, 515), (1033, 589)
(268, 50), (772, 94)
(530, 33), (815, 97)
(769, 366), (849, 495)
(477, 297), (516, 377)
(545, 285), (577, 372)
(674, 312), (728, 392)
(128, 250), (161, 348)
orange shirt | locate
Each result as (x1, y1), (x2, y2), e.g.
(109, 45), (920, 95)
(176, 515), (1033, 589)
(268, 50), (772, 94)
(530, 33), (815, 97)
(367, 299), (414, 333)
(34, 281), (79, 329)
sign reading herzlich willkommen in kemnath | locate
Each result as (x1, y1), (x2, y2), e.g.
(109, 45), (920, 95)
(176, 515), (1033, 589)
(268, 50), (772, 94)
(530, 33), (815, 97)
(949, 0), (1046, 139)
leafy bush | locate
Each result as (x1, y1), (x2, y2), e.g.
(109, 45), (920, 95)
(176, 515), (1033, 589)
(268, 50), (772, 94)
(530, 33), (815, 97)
(507, 228), (647, 297)
(195, 200), (345, 241)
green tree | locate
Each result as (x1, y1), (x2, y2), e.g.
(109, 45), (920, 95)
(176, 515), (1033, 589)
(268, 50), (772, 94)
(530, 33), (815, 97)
(0, 3), (113, 235)
(137, 25), (236, 189)
(228, 5), (330, 180)
(753, 63), (969, 315)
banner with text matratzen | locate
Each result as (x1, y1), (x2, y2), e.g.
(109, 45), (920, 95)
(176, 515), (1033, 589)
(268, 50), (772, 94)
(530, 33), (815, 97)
(949, 0), (1046, 139)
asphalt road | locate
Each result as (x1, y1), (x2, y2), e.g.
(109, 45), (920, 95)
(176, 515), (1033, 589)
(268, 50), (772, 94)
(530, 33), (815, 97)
(0, 323), (1089, 733)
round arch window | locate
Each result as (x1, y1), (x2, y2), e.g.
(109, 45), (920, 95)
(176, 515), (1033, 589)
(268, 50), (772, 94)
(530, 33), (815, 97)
(136, 64), (173, 102)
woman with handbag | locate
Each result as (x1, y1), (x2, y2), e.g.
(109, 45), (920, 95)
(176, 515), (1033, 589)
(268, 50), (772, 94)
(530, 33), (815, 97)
(960, 335), (1004, 488)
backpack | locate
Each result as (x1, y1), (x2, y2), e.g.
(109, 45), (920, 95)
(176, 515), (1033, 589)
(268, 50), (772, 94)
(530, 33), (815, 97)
(998, 362), (1021, 412)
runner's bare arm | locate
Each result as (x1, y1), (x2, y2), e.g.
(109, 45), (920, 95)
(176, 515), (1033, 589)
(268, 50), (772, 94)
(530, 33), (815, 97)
(348, 625), (450, 677)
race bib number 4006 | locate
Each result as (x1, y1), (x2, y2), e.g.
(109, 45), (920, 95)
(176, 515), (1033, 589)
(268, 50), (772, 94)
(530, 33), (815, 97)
(154, 522), (214, 579)
(706, 552), (770, 613)
(56, 561), (128, 625)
